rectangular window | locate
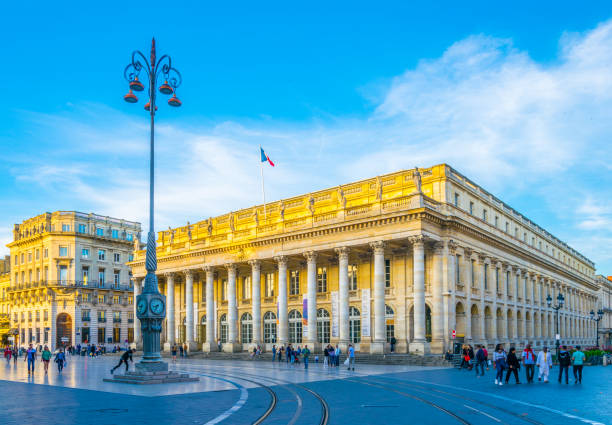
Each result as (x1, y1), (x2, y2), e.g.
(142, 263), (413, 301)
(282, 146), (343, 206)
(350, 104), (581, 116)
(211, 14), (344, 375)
(506, 271), (510, 294)
(265, 273), (275, 297)
(82, 248), (89, 258)
(114, 271), (120, 287)
(112, 229), (119, 239)
(471, 260), (475, 287)
(98, 269), (105, 286)
(482, 210), (487, 222)
(495, 268), (499, 292)
(455, 255), (461, 285)
(516, 275), (519, 298)
(113, 311), (121, 322)
(35, 249), (39, 260)
(35, 311), (40, 321)
(44, 248), (48, 258)
(62, 224), (70, 232)
(82, 267), (89, 284)
(469, 202), (474, 215)
(20, 253), (24, 264)
(78, 224), (87, 233)
(82, 309), (90, 322)
(221, 279), (227, 301)
(316, 267), (327, 293)
(114, 253), (120, 263)
(128, 253), (134, 262)
(454, 193), (459, 207)
(43, 310), (48, 321)
(348, 265), (358, 291)
(98, 310), (106, 321)
(128, 296), (133, 305)
(59, 266), (67, 283)
(126, 233), (133, 241)
(96, 228), (104, 237)
(28, 252), (32, 262)
(242, 276), (251, 300)
(385, 259), (391, 288)
(505, 222), (509, 233)
(59, 246), (68, 257)
(113, 295), (120, 304)
(98, 249), (105, 261)
(484, 263), (488, 290)
(495, 216), (499, 227)
(290, 270), (300, 295)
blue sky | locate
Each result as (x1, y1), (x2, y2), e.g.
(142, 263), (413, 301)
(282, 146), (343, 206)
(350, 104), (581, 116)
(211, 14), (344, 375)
(1, 2), (611, 273)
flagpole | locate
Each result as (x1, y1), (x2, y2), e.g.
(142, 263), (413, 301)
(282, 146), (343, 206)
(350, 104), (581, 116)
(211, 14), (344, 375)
(260, 146), (267, 219)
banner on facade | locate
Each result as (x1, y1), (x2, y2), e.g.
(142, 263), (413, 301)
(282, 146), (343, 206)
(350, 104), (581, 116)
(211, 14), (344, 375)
(302, 295), (308, 334)
(331, 291), (339, 337)
(361, 288), (371, 337)
(194, 302), (199, 341)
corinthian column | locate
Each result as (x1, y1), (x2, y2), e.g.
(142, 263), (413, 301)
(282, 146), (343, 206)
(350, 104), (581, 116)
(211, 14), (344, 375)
(431, 242), (445, 353)
(304, 251), (319, 350)
(369, 241), (386, 354)
(249, 260), (262, 348)
(409, 235), (430, 354)
(185, 270), (196, 351)
(163, 273), (175, 351)
(275, 256), (288, 346)
(202, 266), (215, 352)
(224, 264), (240, 352)
(336, 247), (350, 351)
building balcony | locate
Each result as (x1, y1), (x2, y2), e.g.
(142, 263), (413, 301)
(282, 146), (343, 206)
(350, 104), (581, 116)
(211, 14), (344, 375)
(127, 318), (134, 323)
(113, 318), (121, 323)
(98, 318), (107, 323)
(82, 317), (91, 323)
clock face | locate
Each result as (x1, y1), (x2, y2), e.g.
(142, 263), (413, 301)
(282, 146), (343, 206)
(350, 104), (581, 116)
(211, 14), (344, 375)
(150, 298), (164, 315)
(137, 299), (147, 315)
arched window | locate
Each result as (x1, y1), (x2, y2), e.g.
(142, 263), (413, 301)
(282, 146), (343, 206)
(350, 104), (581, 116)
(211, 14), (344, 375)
(385, 304), (395, 342)
(288, 310), (302, 343)
(263, 311), (277, 343)
(349, 306), (361, 343)
(317, 308), (330, 344)
(219, 314), (228, 343)
(241, 312), (253, 343)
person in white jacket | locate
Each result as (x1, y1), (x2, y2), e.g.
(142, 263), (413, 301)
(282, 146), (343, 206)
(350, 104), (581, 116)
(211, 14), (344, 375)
(536, 346), (553, 382)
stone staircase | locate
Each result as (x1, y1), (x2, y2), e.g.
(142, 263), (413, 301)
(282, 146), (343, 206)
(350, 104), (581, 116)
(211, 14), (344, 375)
(171, 351), (452, 367)
(103, 370), (199, 385)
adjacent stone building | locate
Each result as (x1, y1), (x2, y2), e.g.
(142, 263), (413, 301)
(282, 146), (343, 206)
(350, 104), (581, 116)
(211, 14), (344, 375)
(4, 211), (141, 350)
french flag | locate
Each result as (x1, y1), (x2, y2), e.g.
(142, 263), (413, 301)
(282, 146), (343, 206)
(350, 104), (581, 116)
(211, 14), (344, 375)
(260, 147), (275, 167)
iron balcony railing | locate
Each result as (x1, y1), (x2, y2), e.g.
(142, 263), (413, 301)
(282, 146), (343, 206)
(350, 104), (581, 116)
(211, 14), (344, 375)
(8, 280), (134, 291)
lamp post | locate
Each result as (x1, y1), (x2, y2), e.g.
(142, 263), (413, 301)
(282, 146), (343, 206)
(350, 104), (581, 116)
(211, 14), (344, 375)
(590, 309), (604, 348)
(123, 38), (182, 372)
(547, 292), (564, 360)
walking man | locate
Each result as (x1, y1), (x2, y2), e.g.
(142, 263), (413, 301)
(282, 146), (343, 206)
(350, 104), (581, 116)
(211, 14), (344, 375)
(558, 345), (571, 384)
(521, 344), (536, 383)
(536, 346), (553, 383)
(111, 348), (134, 374)
(348, 343), (355, 371)
(572, 345), (586, 384)
(475, 345), (486, 377)
(24, 343), (36, 375)
(272, 345), (276, 362)
(303, 345), (310, 369)
(54, 349), (66, 373)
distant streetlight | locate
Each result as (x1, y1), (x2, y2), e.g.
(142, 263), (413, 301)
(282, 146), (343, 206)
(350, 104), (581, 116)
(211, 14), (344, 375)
(590, 308), (604, 348)
(547, 292), (564, 359)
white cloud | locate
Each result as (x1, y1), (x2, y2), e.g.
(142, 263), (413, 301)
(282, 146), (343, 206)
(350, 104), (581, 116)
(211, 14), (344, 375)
(2, 20), (612, 272)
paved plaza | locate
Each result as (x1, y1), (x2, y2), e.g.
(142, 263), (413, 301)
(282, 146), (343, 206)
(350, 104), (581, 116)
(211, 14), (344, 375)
(0, 354), (610, 425)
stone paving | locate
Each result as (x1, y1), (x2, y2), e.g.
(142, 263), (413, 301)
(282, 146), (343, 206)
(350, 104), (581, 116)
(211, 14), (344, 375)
(0, 354), (610, 425)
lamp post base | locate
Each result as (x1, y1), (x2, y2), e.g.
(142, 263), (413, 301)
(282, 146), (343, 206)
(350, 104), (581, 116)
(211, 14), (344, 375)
(135, 360), (168, 373)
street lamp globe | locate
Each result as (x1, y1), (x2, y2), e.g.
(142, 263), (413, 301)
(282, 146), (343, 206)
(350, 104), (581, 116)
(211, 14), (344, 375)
(129, 76), (145, 91)
(598, 309), (604, 319)
(557, 293), (565, 307)
(590, 310), (595, 319)
(546, 294), (552, 307)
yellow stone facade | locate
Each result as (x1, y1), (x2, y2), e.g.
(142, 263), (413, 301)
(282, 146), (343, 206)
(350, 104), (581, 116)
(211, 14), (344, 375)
(129, 164), (601, 354)
(0, 256), (10, 344)
(6, 211), (141, 350)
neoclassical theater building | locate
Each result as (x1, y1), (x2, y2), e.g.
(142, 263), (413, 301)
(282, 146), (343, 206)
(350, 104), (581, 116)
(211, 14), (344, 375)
(130, 164), (600, 354)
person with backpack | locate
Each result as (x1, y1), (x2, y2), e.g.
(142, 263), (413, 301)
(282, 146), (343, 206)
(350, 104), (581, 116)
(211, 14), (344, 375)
(521, 344), (536, 383)
(390, 336), (397, 353)
(571, 345), (586, 384)
(505, 347), (521, 384)
(54, 349), (66, 373)
(475, 345), (487, 377)
(302, 345), (310, 369)
(536, 346), (553, 383)
(493, 344), (507, 386)
(41, 345), (52, 374)
(557, 345), (571, 384)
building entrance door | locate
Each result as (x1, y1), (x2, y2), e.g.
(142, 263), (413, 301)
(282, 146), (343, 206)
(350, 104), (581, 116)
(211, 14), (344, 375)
(56, 313), (72, 347)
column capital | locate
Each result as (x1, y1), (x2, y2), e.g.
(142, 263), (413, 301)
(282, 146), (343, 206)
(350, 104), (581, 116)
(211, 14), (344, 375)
(447, 239), (458, 255)
(476, 252), (488, 264)
(248, 259), (261, 270)
(274, 255), (288, 267)
(334, 246), (350, 260)
(225, 263), (237, 273)
(369, 240), (386, 254)
(184, 269), (194, 279)
(463, 247), (473, 258)
(164, 272), (175, 279)
(303, 251), (318, 262)
(408, 235), (426, 247)
(203, 265), (214, 274)
(432, 241), (445, 254)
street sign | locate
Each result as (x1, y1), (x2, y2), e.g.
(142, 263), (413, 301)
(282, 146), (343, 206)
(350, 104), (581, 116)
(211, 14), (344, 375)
(452, 329), (456, 339)
(555, 334), (560, 340)
(8, 336), (14, 342)
(61, 337), (69, 342)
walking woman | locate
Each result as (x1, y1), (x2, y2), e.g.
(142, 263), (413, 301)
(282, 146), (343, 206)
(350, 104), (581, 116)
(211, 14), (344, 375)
(171, 344), (177, 364)
(505, 347), (521, 384)
(493, 344), (507, 386)
(41, 345), (52, 374)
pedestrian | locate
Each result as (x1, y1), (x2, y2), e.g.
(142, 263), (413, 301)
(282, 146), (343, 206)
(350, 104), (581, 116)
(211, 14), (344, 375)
(390, 336), (397, 353)
(179, 344), (184, 358)
(272, 345), (276, 362)
(24, 343), (37, 375)
(12, 347), (18, 365)
(323, 345), (329, 367)
(41, 345), (52, 374)
(558, 345), (571, 384)
(571, 345), (585, 384)
(335, 345), (341, 367)
(505, 347), (521, 384)
(278, 346), (284, 362)
(521, 344), (536, 383)
(110, 348), (134, 374)
(348, 343), (355, 371)
(475, 345), (486, 377)
(493, 344), (507, 386)
(171, 344), (177, 363)
(217, 339), (222, 352)
(536, 346), (553, 383)
(460, 344), (470, 369)
(4, 346), (11, 364)
(303, 345), (310, 369)
(54, 349), (66, 373)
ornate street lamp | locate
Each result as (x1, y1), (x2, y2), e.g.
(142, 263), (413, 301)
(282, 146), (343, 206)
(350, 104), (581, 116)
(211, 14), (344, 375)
(590, 308), (604, 348)
(123, 38), (182, 373)
(547, 292), (564, 360)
